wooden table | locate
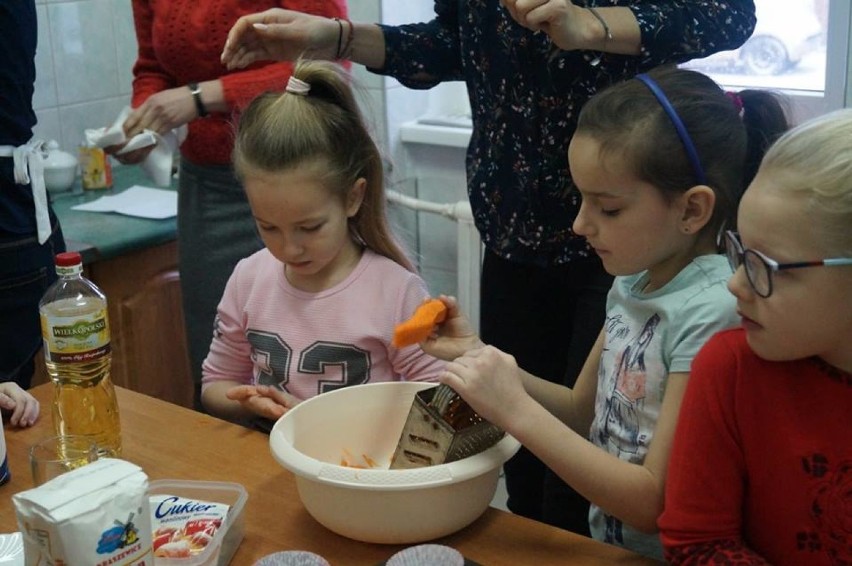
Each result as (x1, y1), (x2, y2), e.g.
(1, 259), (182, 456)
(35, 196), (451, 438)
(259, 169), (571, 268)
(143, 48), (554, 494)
(0, 385), (659, 565)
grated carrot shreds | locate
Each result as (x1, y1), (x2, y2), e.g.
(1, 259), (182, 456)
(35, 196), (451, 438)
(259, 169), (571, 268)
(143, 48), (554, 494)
(339, 449), (380, 469)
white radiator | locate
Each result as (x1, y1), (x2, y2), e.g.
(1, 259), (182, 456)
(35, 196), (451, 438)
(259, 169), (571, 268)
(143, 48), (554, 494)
(386, 190), (482, 332)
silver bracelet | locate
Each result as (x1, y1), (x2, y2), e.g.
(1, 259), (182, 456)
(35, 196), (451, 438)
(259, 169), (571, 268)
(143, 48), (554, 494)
(586, 5), (612, 66)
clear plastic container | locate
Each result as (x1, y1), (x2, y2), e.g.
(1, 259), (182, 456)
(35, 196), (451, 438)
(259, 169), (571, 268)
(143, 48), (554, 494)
(148, 479), (248, 566)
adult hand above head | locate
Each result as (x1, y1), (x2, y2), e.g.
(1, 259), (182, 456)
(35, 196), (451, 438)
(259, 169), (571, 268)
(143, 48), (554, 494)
(421, 295), (485, 362)
(221, 8), (338, 70)
(0, 382), (40, 428)
(501, 0), (590, 51)
(438, 345), (530, 431)
(226, 384), (300, 421)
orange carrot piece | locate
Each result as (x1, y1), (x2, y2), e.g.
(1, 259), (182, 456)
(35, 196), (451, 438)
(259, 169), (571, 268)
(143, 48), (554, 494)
(392, 299), (448, 348)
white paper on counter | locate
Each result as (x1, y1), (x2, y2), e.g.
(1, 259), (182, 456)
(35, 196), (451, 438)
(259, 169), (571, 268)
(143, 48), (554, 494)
(71, 185), (177, 219)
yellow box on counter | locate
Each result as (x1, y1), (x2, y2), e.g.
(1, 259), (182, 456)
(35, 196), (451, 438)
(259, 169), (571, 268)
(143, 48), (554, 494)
(79, 145), (113, 190)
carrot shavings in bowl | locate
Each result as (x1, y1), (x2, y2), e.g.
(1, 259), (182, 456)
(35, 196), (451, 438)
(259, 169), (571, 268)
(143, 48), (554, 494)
(340, 449), (381, 469)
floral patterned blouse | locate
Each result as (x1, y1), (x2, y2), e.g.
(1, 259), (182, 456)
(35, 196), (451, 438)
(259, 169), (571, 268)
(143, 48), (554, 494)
(372, 1), (756, 266)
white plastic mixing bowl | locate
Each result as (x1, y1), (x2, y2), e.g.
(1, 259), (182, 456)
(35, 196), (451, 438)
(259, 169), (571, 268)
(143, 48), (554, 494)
(269, 381), (520, 544)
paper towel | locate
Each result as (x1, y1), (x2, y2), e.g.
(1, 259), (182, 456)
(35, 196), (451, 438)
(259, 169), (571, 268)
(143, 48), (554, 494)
(85, 106), (187, 187)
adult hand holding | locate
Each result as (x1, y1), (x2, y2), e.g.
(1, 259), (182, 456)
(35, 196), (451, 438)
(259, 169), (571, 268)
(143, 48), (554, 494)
(124, 87), (196, 137)
(501, 0), (593, 51)
(438, 345), (532, 431)
(221, 8), (338, 70)
(104, 86), (195, 164)
(502, 0), (639, 55)
(103, 143), (155, 166)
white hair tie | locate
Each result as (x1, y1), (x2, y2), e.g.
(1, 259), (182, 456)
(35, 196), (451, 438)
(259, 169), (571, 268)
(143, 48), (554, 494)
(286, 76), (310, 96)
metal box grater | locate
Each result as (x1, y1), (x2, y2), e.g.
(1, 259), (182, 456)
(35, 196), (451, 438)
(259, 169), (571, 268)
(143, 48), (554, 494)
(390, 384), (505, 469)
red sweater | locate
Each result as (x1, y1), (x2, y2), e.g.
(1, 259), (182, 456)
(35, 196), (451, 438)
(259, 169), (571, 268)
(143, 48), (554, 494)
(658, 329), (852, 565)
(130, 0), (347, 165)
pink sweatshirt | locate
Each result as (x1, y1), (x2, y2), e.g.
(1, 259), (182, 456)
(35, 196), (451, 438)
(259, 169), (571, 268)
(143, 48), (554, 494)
(202, 249), (444, 400)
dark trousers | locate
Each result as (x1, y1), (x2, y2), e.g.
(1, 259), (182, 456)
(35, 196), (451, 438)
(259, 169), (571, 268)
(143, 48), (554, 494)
(479, 249), (612, 536)
(177, 159), (264, 411)
(0, 222), (65, 388)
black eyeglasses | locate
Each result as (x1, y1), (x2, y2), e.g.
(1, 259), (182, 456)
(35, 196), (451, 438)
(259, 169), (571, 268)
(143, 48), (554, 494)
(724, 230), (852, 298)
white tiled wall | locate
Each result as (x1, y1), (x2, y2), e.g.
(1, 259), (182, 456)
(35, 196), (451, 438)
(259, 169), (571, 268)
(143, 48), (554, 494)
(33, 0), (135, 155)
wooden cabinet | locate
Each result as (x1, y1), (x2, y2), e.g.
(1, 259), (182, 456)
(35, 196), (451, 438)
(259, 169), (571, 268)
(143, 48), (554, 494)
(34, 241), (194, 409)
(87, 241), (194, 409)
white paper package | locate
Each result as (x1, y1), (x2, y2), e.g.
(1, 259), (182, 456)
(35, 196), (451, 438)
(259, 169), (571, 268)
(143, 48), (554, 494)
(12, 458), (153, 565)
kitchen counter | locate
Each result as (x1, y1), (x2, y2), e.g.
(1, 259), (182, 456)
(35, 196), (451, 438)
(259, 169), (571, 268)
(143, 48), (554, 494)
(49, 165), (178, 263)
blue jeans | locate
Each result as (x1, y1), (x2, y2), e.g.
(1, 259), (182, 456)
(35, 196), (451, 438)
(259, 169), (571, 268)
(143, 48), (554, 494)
(0, 223), (65, 388)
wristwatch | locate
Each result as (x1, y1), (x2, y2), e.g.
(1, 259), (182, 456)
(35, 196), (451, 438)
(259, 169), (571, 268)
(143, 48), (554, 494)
(187, 82), (208, 118)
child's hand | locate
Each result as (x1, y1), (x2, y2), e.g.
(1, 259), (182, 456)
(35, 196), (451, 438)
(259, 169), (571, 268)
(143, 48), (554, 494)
(226, 384), (301, 421)
(421, 295), (485, 361)
(438, 345), (529, 430)
(0, 382), (40, 428)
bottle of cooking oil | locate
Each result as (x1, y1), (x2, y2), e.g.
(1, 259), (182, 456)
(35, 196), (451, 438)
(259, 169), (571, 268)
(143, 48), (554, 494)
(39, 252), (121, 456)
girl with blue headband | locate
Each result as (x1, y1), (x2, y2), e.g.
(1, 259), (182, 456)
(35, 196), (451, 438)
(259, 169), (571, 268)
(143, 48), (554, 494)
(419, 66), (788, 559)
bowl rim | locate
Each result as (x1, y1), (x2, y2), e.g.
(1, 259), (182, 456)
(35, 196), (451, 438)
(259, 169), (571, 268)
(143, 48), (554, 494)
(268, 382), (521, 491)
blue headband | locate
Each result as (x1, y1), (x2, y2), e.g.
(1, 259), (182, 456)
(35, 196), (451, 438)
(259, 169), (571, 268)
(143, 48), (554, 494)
(634, 73), (708, 186)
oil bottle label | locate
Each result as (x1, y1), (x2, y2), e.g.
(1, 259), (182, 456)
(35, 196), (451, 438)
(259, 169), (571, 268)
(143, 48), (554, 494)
(41, 308), (111, 363)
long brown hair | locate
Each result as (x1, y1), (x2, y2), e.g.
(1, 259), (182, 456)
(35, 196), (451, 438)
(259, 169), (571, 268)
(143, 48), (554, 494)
(233, 60), (414, 271)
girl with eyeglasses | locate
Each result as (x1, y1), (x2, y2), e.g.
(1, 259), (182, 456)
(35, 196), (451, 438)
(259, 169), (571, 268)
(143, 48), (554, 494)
(418, 66), (789, 559)
(659, 109), (852, 565)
